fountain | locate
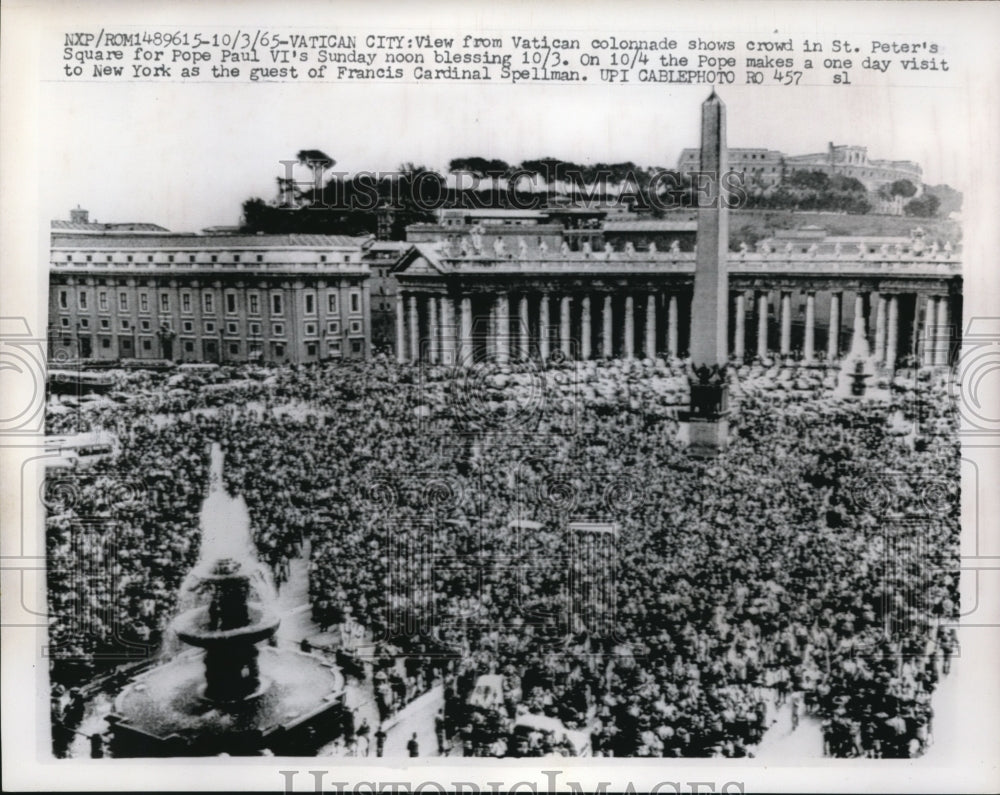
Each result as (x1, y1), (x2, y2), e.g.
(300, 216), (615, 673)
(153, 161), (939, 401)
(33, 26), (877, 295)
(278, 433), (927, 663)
(833, 300), (883, 400)
(107, 444), (344, 757)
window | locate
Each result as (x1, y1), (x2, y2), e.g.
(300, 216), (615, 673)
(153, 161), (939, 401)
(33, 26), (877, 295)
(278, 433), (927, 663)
(204, 321), (215, 333)
(229, 343), (239, 355)
(181, 292), (192, 313)
(67, 255), (73, 263)
(101, 337), (110, 348)
(160, 294), (169, 312)
(59, 290), (68, 310)
(326, 320), (340, 335)
(226, 321), (238, 334)
(249, 322), (261, 336)
(256, 255), (263, 263)
(327, 293), (339, 314)
(127, 255), (133, 263)
(320, 255), (327, 263)
(142, 339), (152, 351)
(168, 255), (174, 263)
(211, 255), (218, 263)
(184, 341), (195, 353)
(86, 255), (92, 263)
(139, 293), (149, 312)
(98, 291), (109, 311)
(226, 292), (237, 314)
(272, 322), (285, 337)
(118, 292), (128, 311)
(349, 320), (362, 335)
(248, 293), (260, 315)
(60, 317), (69, 328)
(141, 320), (151, 331)
(189, 255), (196, 263)
(272, 342), (285, 358)
(233, 255), (240, 263)
(305, 293), (316, 315)
(182, 320), (194, 333)
(350, 291), (360, 313)
(79, 318), (89, 328)
(100, 318), (110, 330)
(306, 342), (317, 357)
(203, 292), (214, 313)
(327, 339), (342, 356)
(120, 319), (130, 330)
(78, 290), (88, 310)
(305, 322), (317, 337)
(351, 340), (363, 355)
(271, 293), (283, 314)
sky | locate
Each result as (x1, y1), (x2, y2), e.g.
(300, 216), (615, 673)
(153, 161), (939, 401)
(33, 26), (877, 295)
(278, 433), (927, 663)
(41, 79), (970, 233)
(33, 0), (981, 234)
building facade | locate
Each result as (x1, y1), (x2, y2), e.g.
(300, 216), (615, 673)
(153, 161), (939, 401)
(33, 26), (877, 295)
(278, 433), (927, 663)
(677, 143), (923, 194)
(49, 229), (372, 365)
(391, 234), (961, 369)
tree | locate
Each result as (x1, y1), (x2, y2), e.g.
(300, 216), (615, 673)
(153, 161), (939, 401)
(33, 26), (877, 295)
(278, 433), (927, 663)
(448, 157), (510, 203)
(888, 179), (917, 198)
(787, 170), (831, 191)
(297, 149), (335, 170)
(904, 194), (940, 217)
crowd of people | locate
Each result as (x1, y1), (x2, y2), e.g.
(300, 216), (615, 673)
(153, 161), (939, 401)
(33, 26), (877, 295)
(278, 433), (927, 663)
(46, 352), (960, 758)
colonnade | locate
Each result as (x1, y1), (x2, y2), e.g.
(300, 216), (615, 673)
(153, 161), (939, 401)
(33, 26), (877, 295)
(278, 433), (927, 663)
(397, 287), (956, 367)
(397, 290), (684, 365)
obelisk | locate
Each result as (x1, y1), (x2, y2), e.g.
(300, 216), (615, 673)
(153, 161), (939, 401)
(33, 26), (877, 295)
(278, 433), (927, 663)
(687, 90), (730, 455)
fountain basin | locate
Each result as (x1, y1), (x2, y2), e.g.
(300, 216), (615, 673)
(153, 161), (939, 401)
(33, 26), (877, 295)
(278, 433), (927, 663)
(173, 603), (279, 649)
(108, 647), (344, 757)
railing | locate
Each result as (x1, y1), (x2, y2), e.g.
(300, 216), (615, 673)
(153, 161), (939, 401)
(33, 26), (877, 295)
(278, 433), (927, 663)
(442, 251), (961, 277)
(50, 260), (369, 275)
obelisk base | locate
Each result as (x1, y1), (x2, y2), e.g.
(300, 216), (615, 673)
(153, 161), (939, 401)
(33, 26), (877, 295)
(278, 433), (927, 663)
(687, 416), (730, 458)
(686, 370), (730, 457)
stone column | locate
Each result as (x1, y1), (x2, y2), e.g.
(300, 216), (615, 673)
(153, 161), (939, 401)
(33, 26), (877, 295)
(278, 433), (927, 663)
(734, 293), (746, 359)
(827, 292), (841, 360)
(408, 293), (419, 362)
(395, 292), (406, 363)
(779, 291), (792, 356)
(667, 294), (679, 357)
(624, 294), (635, 359)
(539, 293), (550, 360)
(850, 292), (866, 357)
(518, 294), (530, 360)
(757, 292), (768, 359)
(560, 295), (572, 358)
(580, 294), (592, 360)
(935, 295), (949, 366)
(427, 294), (439, 363)
(923, 296), (937, 366)
(459, 296), (472, 365)
(803, 292), (816, 362)
(645, 293), (657, 358)
(885, 295), (898, 370)
(602, 294), (613, 358)
(440, 296), (454, 365)
(874, 295), (887, 365)
(496, 293), (509, 364)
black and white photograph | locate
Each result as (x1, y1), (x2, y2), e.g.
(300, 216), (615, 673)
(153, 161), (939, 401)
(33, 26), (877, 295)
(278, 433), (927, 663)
(1, 2), (998, 792)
